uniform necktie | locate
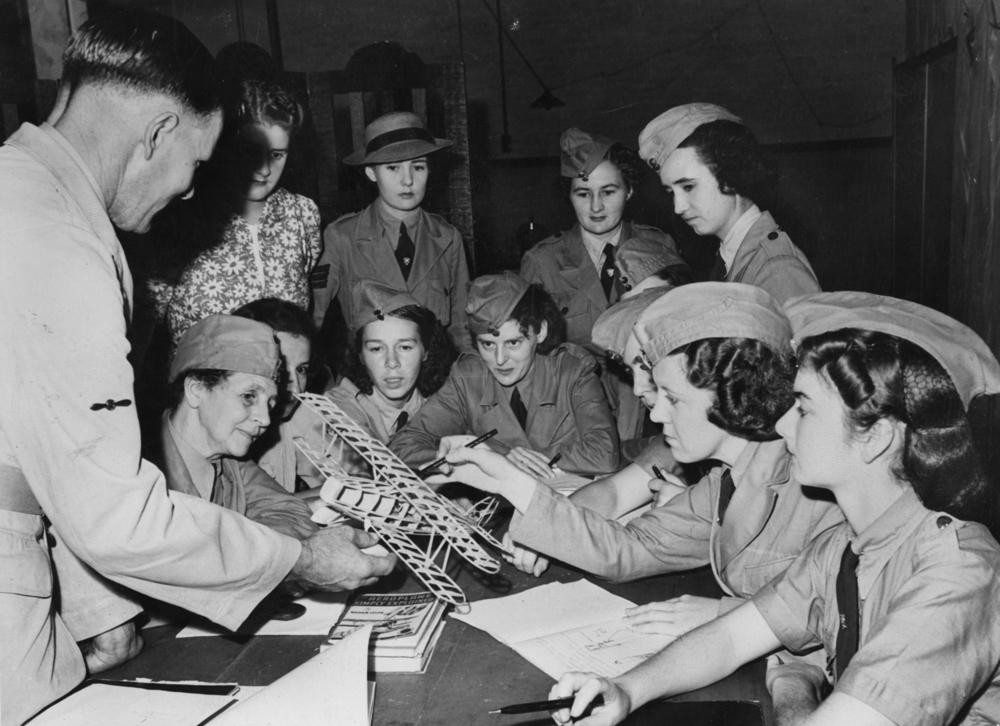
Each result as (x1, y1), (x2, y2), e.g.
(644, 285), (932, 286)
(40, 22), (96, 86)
(835, 543), (860, 680)
(394, 410), (409, 434)
(716, 469), (735, 525)
(510, 388), (528, 431)
(709, 249), (727, 281)
(396, 223), (415, 281)
(600, 243), (618, 300)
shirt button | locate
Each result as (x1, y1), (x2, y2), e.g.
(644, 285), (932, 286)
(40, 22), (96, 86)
(767, 231), (779, 240)
(937, 515), (952, 528)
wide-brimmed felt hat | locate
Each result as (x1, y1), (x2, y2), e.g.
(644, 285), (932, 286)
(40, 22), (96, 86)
(344, 111), (452, 165)
(352, 278), (422, 330)
(169, 314), (281, 383)
(785, 291), (1000, 410)
(638, 102), (741, 172)
(636, 282), (790, 367)
(466, 272), (530, 337)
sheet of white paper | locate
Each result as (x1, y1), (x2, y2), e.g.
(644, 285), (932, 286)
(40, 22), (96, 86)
(452, 579), (633, 643)
(451, 579), (674, 679)
(177, 592), (349, 638)
(210, 624), (372, 726)
(27, 683), (238, 725)
(513, 619), (674, 679)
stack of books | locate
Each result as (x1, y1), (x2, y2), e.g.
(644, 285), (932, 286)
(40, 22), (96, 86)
(324, 592), (447, 673)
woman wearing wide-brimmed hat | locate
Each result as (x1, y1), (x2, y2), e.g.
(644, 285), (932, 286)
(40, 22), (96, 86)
(311, 111), (472, 351)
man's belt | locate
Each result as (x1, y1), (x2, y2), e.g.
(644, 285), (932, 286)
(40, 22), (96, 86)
(0, 462), (43, 516)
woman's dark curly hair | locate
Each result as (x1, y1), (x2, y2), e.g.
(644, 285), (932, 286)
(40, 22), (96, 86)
(675, 337), (795, 440)
(560, 143), (644, 196)
(509, 284), (567, 355)
(797, 329), (989, 522)
(344, 305), (457, 398)
(679, 120), (778, 209)
(166, 369), (230, 410)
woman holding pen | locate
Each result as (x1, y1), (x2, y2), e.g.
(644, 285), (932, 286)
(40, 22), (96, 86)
(431, 283), (841, 644)
(390, 272), (620, 478)
(544, 292), (1000, 726)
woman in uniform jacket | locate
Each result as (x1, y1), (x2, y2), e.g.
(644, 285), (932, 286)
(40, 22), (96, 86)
(431, 283), (841, 637)
(546, 292), (1000, 726)
(322, 279), (456, 474)
(311, 112), (470, 350)
(390, 272), (620, 478)
(638, 103), (819, 304)
(154, 314), (317, 540)
(522, 128), (689, 443)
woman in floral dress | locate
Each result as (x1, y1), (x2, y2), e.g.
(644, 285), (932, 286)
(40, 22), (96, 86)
(166, 78), (321, 344)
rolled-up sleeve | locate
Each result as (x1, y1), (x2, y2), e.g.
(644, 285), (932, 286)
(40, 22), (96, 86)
(836, 537), (1000, 726)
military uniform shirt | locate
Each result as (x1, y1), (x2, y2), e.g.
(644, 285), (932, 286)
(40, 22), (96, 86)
(754, 487), (1000, 726)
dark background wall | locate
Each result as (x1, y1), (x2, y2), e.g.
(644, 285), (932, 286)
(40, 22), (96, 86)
(134, 0), (903, 288)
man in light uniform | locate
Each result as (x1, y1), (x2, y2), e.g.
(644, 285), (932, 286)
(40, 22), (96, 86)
(0, 11), (394, 724)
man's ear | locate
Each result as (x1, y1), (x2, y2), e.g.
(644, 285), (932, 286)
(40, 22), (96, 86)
(536, 320), (549, 345)
(144, 112), (180, 160)
(861, 417), (901, 464)
(364, 166), (378, 183)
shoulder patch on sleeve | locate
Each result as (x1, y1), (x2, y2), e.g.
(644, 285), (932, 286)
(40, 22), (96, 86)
(309, 264), (330, 288)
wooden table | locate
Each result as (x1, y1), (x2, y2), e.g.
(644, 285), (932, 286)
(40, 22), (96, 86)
(105, 560), (774, 725)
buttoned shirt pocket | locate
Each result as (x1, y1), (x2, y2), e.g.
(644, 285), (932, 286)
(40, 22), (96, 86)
(734, 553), (798, 598)
(420, 279), (452, 327)
(553, 289), (596, 344)
(0, 514), (52, 597)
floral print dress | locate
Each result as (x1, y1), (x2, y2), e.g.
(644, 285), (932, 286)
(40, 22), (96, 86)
(166, 187), (321, 343)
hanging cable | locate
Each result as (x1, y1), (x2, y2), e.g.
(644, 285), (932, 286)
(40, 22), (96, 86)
(754, 0), (889, 129)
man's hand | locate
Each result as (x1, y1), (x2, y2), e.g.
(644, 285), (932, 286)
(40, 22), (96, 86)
(81, 620), (144, 674)
(292, 526), (396, 591)
(624, 595), (721, 637)
(501, 532), (550, 576)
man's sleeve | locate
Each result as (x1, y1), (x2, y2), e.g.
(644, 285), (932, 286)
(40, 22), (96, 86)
(0, 223), (300, 630)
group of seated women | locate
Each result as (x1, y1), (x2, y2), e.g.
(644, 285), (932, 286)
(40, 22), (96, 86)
(134, 64), (1000, 725)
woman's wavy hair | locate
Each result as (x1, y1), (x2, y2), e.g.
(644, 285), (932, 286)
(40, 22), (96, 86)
(509, 284), (567, 355)
(674, 337), (795, 440)
(797, 329), (989, 521)
(344, 305), (457, 398)
(234, 78), (304, 136)
(679, 120), (778, 209)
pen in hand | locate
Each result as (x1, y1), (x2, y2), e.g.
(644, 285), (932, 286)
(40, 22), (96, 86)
(651, 464), (666, 480)
(418, 429), (499, 478)
(489, 695), (605, 715)
(547, 452), (562, 469)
